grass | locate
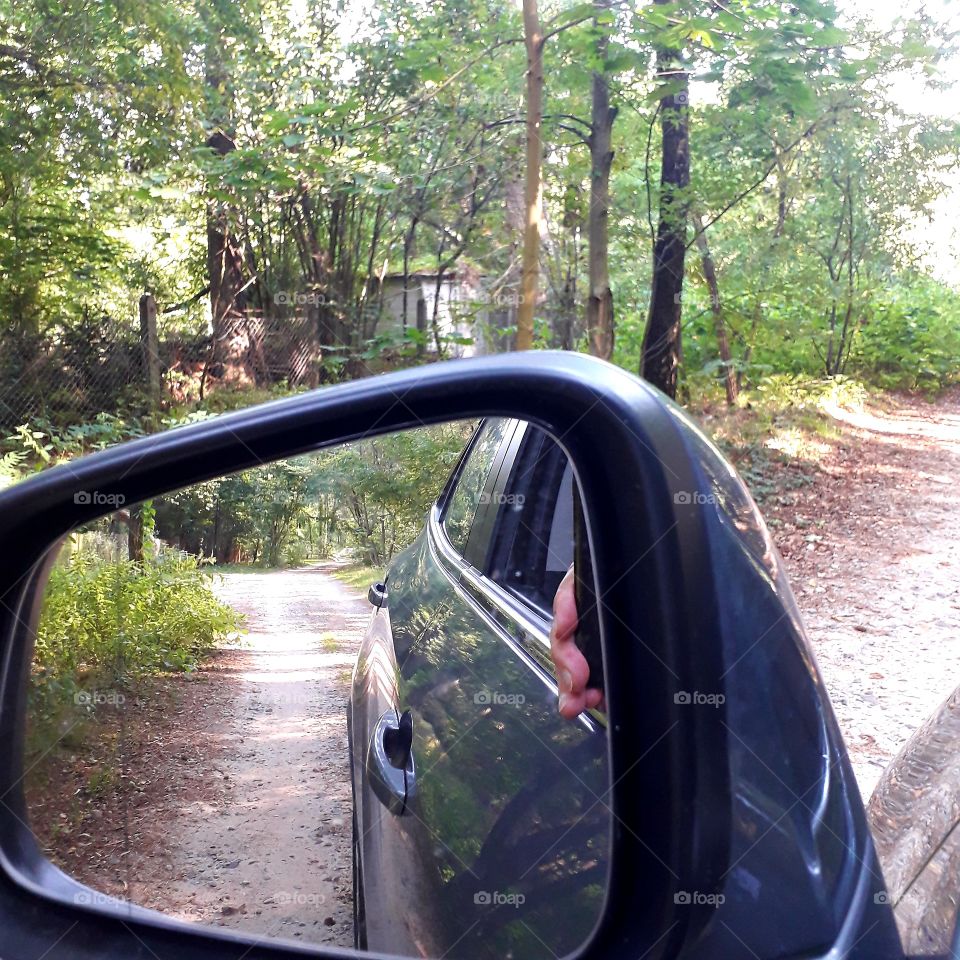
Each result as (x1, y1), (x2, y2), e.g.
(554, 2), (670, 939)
(688, 375), (868, 505)
(329, 562), (385, 595)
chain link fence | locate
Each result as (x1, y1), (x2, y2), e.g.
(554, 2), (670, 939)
(0, 303), (325, 435)
(0, 316), (145, 431)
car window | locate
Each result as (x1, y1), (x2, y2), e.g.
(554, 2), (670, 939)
(545, 462), (575, 575)
(488, 426), (578, 616)
(442, 418), (512, 556)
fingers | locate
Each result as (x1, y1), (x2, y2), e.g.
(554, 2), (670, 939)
(558, 676), (605, 719)
(550, 565), (603, 719)
(552, 565), (578, 644)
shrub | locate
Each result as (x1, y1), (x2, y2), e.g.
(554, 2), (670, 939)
(849, 278), (960, 391)
(30, 549), (243, 720)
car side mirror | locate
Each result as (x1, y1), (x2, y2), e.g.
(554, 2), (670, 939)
(0, 353), (904, 960)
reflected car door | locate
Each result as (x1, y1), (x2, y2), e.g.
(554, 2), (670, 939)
(391, 421), (611, 960)
(350, 418), (520, 954)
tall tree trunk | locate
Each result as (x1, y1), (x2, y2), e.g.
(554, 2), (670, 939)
(640, 15), (689, 399)
(691, 212), (737, 405)
(517, 0), (544, 351)
(205, 130), (250, 382)
(586, 0), (615, 360)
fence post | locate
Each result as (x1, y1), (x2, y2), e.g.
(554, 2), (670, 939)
(132, 293), (161, 563)
(139, 292), (161, 409)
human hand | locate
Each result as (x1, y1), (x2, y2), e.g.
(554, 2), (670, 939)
(550, 565), (605, 719)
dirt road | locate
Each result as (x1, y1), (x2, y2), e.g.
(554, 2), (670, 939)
(137, 565), (369, 947)
(768, 390), (960, 799)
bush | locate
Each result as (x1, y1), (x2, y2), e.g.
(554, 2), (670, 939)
(852, 278), (960, 391)
(31, 549), (243, 720)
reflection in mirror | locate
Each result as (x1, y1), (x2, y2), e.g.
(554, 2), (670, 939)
(24, 418), (610, 957)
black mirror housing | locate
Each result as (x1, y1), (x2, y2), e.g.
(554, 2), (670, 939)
(0, 353), (902, 960)
(367, 582), (388, 609)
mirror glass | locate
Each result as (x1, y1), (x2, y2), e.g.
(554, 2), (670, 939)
(24, 418), (611, 957)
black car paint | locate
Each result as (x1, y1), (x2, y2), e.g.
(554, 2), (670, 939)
(350, 421), (609, 959)
(352, 409), (903, 959)
(0, 352), (917, 959)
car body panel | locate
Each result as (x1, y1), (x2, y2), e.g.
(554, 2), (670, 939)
(350, 421), (610, 959)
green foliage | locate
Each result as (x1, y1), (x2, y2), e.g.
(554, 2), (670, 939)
(0, 0), (201, 335)
(155, 459), (311, 566)
(0, 449), (25, 490)
(330, 562), (386, 594)
(0, 0), (958, 423)
(31, 548), (243, 721)
(150, 422), (473, 569)
(852, 277), (960, 390)
(312, 423), (475, 564)
(5, 414), (148, 469)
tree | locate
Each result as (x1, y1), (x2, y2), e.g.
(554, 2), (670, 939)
(640, 5), (688, 398)
(691, 212), (737, 404)
(517, 0), (545, 350)
(585, 0), (616, 360)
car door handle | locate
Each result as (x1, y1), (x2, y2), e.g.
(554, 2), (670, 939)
(367, 709), (416, 815)
(368, 580), (388, 608)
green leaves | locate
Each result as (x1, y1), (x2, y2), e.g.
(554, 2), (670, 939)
(0, 0), (956, 405)
(548, 2), (611, 30)
(31, 549), (243, 721)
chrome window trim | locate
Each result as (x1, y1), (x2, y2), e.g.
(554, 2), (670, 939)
(427, 505), (602, 733)
(430, 505), (550, 646)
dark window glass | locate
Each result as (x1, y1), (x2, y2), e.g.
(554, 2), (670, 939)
(442, 418), (511, 555)
(489, 427), (578, 615)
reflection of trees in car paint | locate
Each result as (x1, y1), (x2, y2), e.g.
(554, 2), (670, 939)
(359, 420), (610, 959)
(393, 557), (610, 960)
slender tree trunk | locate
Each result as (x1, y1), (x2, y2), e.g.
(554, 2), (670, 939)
(586, 0), (615, 360)
(205, 130), (249, 379)
(838, 174), (856, 375)
(517, 0), (544, 350)
(494, 175), (526, 352)
(825, 302), (837, 375)
(640, 14), (689, 399)
(127, 506), (144, 563)
(691, 213), (737, 405)
(401, 217), (418, 332)
(734, 143), (791, 392)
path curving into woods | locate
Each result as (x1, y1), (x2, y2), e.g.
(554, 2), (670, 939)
(128, 564), (369, 948)
(767, 388), (960, 799)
